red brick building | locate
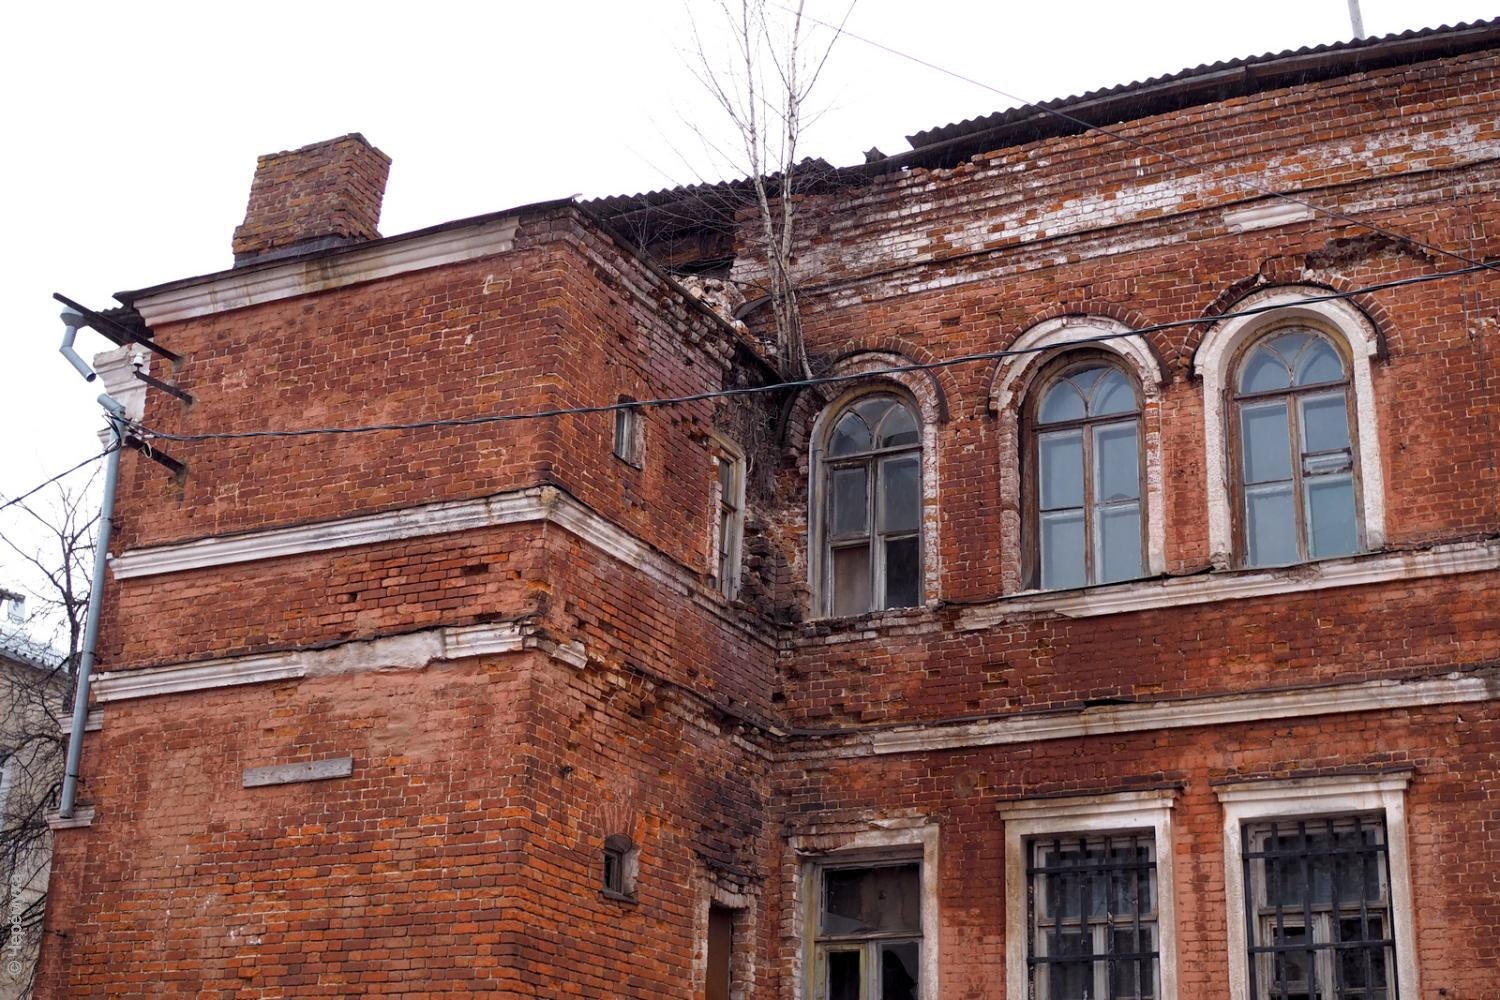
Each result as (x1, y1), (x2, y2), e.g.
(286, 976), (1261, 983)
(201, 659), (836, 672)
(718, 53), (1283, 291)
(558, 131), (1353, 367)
(38, 19), (1500, 1000)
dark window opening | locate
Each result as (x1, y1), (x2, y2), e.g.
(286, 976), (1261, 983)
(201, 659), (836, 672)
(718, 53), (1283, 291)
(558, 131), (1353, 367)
(814, 861), (921, 1000)
(1026, 831), (1159, 1000)
(707, 904), (736, 1000)
(602, 834), (637, 901)
(1243, 814), (1396, 1000)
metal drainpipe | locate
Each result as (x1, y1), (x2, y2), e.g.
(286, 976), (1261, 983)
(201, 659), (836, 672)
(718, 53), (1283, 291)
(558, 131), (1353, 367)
(57, 309), (126, 819)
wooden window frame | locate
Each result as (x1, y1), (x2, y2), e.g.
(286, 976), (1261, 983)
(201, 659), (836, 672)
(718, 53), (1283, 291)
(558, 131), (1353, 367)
(809, 858), (924, 1000)
(714, 446), (746, 599)
(1227, 326), (1363, 568)
(1022, 354), (1147, 590)
(613, 397), (643, 468)
(818, 392), (924, 617)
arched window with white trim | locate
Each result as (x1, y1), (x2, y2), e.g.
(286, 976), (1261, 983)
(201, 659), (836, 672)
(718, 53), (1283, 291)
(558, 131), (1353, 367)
(1232, 328), (1361, 566)
(1027, 358), (1146, 589)
(1196, 287), (1385, 569)
(819, 393), (923, 616)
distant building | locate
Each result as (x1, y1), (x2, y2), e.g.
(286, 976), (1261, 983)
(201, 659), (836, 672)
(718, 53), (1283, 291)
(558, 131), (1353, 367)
(0, 591), (63, 1000)
(37, 19), (1500, 1000)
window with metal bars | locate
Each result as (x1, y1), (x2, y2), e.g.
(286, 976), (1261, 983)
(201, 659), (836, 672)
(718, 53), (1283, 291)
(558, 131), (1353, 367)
(1242, 814), (1396, 1000)
(1026, 831), (1159, 1000)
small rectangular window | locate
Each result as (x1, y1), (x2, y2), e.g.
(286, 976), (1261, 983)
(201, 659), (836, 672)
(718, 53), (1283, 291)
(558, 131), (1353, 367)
(613, 399), (642, 466)
(716, 451), (744, 598)
(813, 862), (921, 1000)
(1242, 814), (1395, 1000)
(707, 904), (736, 1000)
(1027, 831), (1159, 1000)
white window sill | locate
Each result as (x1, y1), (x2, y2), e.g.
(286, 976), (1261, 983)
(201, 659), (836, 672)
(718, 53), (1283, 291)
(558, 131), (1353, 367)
(955, 537), (1500, 628)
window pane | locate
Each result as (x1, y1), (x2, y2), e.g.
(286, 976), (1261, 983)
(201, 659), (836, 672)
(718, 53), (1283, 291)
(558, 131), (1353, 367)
(1039, 381), (1086, 424)
(883, 537), (921, 609)
(1245, 483), (1297, 566)
(1094, 421), (1141, 502)
(877, 403), (919, 448)
(854, 396), (895, 427)
(1240, 401), (1291, 484)
(829, 412), (872, 456)
(826, 950), (862, 1000)
(1040, 510), (1086, 590)
(831, 546), (872, 616)
(1091, 368), (1138, 416)
(879, 457), (920, 533)
(1097, 503), (1143, 584)
(1039, 430), (1084, 509)
(1294, 337), (1345, 385)
(718, 455), (735, 497)
(1240, 345), (1291, 393)
(822, 865), (921, 935)
(1112, 927), (1158, 1000)
(1306, 475), (1357, 559)
(880, 942), (920, 1000)
(1300, 391), (1352, 455)
(1046, 930), (1094, 1000)
(831, 467), (869, 537)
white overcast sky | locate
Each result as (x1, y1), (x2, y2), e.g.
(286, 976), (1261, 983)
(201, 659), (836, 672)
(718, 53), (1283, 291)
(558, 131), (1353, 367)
(2, 0), (1495, 610)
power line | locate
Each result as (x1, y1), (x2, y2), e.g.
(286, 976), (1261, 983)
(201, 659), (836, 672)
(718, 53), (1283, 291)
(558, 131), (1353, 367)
(783, 5), (1500, 277)
(0, 448), (117, 517)
(134, 262), (1492, 444)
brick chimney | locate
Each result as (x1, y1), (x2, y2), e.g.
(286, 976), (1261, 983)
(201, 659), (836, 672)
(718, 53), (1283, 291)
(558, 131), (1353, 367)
(231, 134), (391, 266)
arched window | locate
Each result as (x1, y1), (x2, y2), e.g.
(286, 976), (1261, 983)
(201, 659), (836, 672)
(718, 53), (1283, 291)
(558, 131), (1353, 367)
(1232, 328), (1360, 566)
(1028, 360), (1144, 589)
(821, 393), (923, 616)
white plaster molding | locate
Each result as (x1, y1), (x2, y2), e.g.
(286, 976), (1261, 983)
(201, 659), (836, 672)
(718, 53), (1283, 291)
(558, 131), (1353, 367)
(790, 821), (941, 1000)
(242, 756), (354, 788)
(957, 537), (1499, 628)
(91, 621), (543, 703)
(46, 805), (95, 830)
(110, 489), (549, 579)
(1193, 286), (1386, 565)
(1215, 772), (1419, 1000)
(92, 346), (147, 421)
(860, 670), (1500, 757)
(999, 789), (1179, 1000)
(1223, 201), (1316, 233)
(990, 316), (1168, 581)
(991, 316), (1165, 414)
(129, 215), (522, 326)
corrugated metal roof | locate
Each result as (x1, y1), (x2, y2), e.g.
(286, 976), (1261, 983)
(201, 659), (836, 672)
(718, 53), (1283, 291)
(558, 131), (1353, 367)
(0, 631), (64, 673)
(907, 17), (1500, 149)
(591, 17), (1500, 217)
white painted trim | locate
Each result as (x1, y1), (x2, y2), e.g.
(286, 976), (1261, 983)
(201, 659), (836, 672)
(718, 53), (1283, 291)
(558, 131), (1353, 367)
(46, 806), (95, 830)
(1223, 201), (1315, 233)
(999, 789), (1179, 1000)
(990, 316), (1168, 580)
(129, 215), (522, 326)
(90, 620), (553, 702)
(861, 669), (1500, 757)
(1215, 773), (1419, 1000)
(790, 821), (941, 1000)
(1193, 286), (1386, 566)
(957, 537), (1498, 627)
(110, 489), (550, 579)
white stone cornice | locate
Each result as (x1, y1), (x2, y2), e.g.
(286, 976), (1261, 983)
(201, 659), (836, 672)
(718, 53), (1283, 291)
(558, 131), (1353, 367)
(110, 489), (548, 579)
(129, 214), (522, 326)
(851, 670), (1500, 757)
(957, 537), (1500, 628)
(91, 620), (560, 703)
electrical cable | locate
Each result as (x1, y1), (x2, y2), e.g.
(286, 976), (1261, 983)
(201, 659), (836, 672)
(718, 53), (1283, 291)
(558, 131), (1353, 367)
(0, 447), (118, 516)
(133, 262), (1492, 444)
(777, 5), (1500, 276)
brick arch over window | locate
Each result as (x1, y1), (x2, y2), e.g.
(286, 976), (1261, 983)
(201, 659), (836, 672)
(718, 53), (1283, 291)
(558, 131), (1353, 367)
(1194, 285), (1387, 567)
(989, 317), (1167, 592)
(803, 353), (944, 616)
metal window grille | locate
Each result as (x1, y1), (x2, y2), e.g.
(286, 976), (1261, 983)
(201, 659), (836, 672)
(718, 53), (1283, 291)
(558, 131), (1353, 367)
(1026, 831), (1159, 1000)
(1242, 814), (1397, 1000)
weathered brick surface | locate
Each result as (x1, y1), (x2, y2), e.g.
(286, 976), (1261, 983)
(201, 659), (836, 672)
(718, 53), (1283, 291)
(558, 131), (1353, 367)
(37, 36), (1500, 1000)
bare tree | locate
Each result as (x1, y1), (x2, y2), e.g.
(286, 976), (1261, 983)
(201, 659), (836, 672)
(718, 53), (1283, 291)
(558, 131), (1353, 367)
(685, 0), (855, 378)
(0, 474), (98, 999)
